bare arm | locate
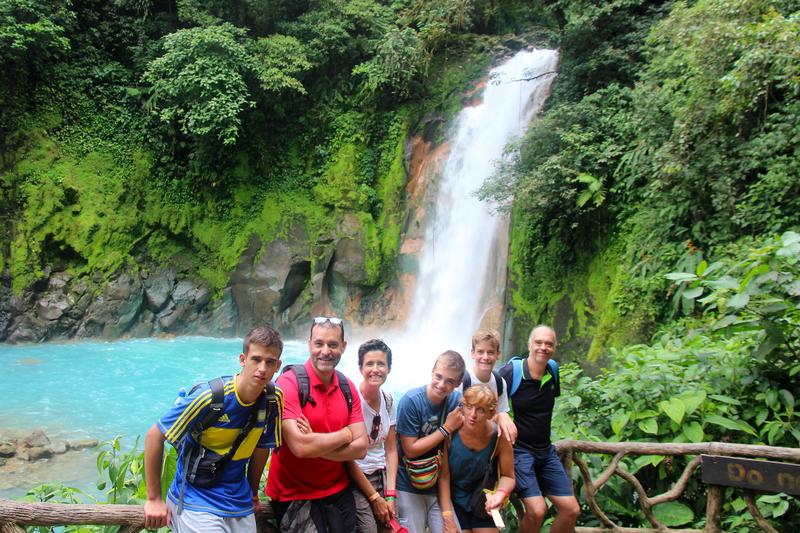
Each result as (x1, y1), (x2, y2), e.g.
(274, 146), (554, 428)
(384, 425), (398, 491)
(248, 447), (269, 512)
(497, 411), (518, 445)
(485, 436), (516, 511)
(400, 407), (462, 459)
(319, 421), (368, 461)
(437, 441), (458, 533)
(346, 458), (392, 524)
(143, 424), (170, 529)
(282, 416), (354, 459)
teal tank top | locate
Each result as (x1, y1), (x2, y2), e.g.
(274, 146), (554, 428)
(448, 427), (498, 510)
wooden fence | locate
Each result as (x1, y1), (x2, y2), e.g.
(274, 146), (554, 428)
(1, 440), (798, 532)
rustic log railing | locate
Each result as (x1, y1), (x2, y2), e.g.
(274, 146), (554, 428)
(1, 440), (798, 532)
(553, 440), (800, 533)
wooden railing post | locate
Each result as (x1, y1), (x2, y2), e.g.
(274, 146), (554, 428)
(705, 484), (723, 533)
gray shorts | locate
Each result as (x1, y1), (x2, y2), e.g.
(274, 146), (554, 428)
(351, 470), (385, 533)
(396, 490), (455, 533)
(167, 498), (255, 533)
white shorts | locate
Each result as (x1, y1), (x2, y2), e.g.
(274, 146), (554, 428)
(167, 498), (256, 533)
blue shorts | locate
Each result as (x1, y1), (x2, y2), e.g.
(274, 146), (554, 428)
(513, 445), (573, 499)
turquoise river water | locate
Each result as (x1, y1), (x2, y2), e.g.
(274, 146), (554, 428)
(0, 335), (411, 498)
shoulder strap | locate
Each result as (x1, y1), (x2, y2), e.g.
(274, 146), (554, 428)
(381, 389), (393, 413)
(547, 359), (560, 396)
(190, 377), (226, 438)
(510, 357), (524, 397)
(462, 372), (472, 390)
(282, 365), (313, 408)
(492, 370), (504, 396)
(336, 370), (353, 414)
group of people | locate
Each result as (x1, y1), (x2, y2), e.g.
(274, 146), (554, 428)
(142, 318), (580, 533)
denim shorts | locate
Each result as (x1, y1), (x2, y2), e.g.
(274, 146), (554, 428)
(513, 445), (574, 499)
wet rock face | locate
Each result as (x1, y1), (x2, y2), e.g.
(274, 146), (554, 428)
(1, 212), (404, 341)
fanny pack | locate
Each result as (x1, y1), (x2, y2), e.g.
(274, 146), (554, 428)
(403, 399), (449, 490)
(403, 452), (442, 490)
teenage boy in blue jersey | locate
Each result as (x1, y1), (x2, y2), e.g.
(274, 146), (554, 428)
(498, 325), (579, 533)
(143, 325), (284, 532)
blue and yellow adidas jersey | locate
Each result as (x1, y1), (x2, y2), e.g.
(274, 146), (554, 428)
(157, 374), (283, 516)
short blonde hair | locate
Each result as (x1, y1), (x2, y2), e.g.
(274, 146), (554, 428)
(463, 384), (498, 416)
(471, 329), (501, 352)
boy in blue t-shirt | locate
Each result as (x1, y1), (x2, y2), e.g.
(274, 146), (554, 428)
(396, 350), (465, 533)
(143, 325), (284, 532)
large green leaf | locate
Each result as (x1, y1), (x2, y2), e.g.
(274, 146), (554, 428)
(653, 501), (694, 526)
(682, 421), (704, 442)
(659, 397), (685, 424)
(679, 390), (706, 415)
(611, 410), (630, 436)
(705, 414), (758, 436)
(638, 418), (659, 435)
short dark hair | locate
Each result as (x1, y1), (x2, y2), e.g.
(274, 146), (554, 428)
(358, 339), (393, 370)
(434, 350), (466, 384)
(309, 317), (345, 342)
(243, 325), (283, 354)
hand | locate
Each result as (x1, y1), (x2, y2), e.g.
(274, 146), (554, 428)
(144, 498), (170, 529)
(371, 495), (392, 524)
(253, 494), (265, 515)
(442, 513), (459, 533)
(485, 490), (506, 512)
(296, 414), (312, 434)
(387, 498), (396, 519)
(497, 413), (518, 445)
(444, 407), (464, 433)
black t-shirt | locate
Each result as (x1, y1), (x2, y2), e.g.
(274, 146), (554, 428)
(498, 358), (560, 453)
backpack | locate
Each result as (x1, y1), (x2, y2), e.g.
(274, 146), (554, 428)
(461, 370), (505, 397)
(176, 377), (277, 513)
(281, 364), (353, 413)
(508, 357), (560, 397)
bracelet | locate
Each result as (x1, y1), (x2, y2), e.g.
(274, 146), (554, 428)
(441, 510), (453, 517)
(384, 489), (397, 497)
(368, 492), (381, 502)
(438, 426), (450, 438)
(385, 496), (396, 501)
(494, 488), (508, 499)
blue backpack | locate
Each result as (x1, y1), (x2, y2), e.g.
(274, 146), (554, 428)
(508, 356), (560, 396)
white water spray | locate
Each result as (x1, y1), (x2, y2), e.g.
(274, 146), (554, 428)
(368, 49), (559, 391)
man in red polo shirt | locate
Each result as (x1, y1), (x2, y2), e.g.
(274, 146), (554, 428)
(267, 317), (368, 532)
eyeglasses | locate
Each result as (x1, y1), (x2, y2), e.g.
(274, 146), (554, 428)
(311, 316), (345, 337)
(370, 414), (382, 441)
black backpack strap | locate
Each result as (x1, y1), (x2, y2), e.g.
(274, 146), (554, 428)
(492, 370), (504, 397)
(336, 370), (353, 414)
(190, 377), (226, 439)
(282, 364), (313, 408)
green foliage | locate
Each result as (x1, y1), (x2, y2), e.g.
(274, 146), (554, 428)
(144, 23), (308, 147)
(353, 26), (429, 99)
(0, 0), (75, 69)
(553, 234), (800, 530)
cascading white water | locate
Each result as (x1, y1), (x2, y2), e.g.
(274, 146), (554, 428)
(374, 49), (559, 388)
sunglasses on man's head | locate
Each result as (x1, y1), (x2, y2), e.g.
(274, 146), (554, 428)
(370, 414), (381, 441)
(311, 316), (345, 336)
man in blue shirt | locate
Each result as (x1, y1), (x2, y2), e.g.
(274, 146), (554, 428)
(143, 325), (284, 532)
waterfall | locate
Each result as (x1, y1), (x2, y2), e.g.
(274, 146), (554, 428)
(379, 49), (559, 386)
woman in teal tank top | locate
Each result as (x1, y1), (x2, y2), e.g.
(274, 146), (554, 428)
(438, 384), (516, 532)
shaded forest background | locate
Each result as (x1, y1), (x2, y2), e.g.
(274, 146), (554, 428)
(1, 0), (799, 530)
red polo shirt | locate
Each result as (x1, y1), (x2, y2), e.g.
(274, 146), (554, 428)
(266, 359), (363, 501)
